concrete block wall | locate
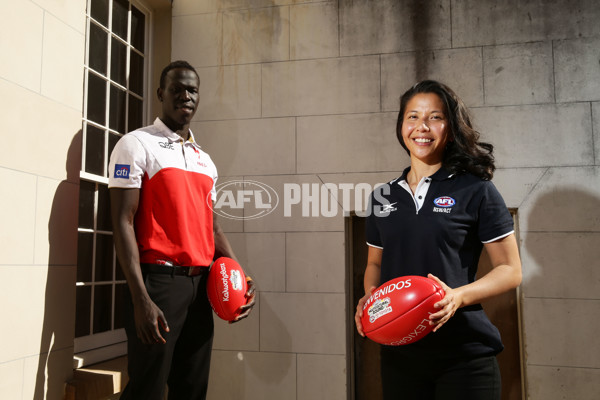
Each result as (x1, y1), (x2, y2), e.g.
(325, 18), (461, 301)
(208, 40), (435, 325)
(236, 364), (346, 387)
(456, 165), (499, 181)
(0, 1), (85, 399)
(173, 1), (600, 399)
(0, 0), (595, 399)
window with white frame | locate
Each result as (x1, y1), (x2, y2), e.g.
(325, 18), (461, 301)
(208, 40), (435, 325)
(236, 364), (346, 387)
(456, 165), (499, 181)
(76, 0), (150, 365)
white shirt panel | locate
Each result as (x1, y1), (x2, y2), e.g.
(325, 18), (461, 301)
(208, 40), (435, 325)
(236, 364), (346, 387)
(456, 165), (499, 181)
(108, 118), (218, 200)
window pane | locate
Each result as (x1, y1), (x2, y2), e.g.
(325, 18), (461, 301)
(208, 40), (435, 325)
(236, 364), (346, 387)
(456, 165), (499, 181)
(89, 22), (108, 75)
(93, 284), (112, 334)
(114, 283), (126, 330)
(131, 6), (145, 51)
(108, 132), (121, 163)
(78, 180), (95, 229)
(110, 38), (127, 86)
(77, 232), (94, 282)
(87, 72), (106, 125)
(89, 0), (109, 27)
(128, 94), (143, 133)
(75, 286), (92, 337)
(97, 184), (112, 231)
(109, 84), (126, 133)
(112, 0), (129, 40)
(95, 233), (114, 282)
(129, 50), (144, 96)
(85, 124), (105, 176)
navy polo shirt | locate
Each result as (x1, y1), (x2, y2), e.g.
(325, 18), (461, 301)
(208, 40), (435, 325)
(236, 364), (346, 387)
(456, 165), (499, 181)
(366, 166), (514, 359)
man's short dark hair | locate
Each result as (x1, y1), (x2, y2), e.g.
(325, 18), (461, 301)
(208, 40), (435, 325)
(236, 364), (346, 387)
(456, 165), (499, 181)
(159, 60), (199, 89)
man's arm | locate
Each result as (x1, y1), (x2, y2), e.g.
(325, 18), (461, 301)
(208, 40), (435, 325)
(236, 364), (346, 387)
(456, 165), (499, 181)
(212, 212), (238, 261)
(110, 187), (169, 344)
(213, 212), (255, 322)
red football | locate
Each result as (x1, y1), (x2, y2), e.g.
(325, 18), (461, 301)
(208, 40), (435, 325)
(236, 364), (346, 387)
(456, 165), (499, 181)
(207, 257), (248, 322)
(360, 275), (445, 346)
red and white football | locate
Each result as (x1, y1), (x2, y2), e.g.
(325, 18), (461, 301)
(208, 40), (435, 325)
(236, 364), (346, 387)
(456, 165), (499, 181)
(207, 257), (248, 322)
(360, 275), (445, 346)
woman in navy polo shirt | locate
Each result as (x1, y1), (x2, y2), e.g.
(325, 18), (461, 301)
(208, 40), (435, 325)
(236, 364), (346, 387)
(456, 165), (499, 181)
(355, 80), (522, 400)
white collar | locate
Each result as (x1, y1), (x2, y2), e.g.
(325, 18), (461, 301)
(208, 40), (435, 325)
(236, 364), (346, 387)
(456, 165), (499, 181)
(153, 117), (202, 149)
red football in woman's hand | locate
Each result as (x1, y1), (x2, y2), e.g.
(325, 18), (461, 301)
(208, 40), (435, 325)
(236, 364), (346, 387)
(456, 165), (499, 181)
(360, 275), (445, 345)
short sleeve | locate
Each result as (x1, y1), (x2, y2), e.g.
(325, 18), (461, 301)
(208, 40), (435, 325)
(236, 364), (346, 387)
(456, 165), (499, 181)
(209, 171), (218, 202)
(366, 190), (383, 249)
(108, 134), (146, 189)
(477, 181), (514, 243)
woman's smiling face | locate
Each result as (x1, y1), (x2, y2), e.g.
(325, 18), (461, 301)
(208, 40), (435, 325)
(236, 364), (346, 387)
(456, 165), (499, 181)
(401, 92), (451, 166)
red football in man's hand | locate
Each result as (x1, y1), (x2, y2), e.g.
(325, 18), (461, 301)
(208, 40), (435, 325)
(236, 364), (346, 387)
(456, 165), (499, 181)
(207, 257), (248, 322)
(360, 276), (445, 346)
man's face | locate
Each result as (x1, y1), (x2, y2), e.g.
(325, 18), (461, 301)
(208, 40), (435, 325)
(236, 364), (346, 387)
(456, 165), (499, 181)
(158, 68), (199, 131)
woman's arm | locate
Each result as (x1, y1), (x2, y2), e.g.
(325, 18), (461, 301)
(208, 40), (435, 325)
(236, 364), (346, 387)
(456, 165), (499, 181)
(428, 233), (522, 331)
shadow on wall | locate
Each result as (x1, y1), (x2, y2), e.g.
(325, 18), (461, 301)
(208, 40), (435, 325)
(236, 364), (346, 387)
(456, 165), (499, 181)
(33, 131), (81, 399)
(408, 0), (432, 82)
(520, 185), (600, 397)
(219, 0), (284, 65)
(523, 187), (600, 293)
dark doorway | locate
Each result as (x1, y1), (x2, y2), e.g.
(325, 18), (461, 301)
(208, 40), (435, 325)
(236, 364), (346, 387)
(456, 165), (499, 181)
(346, 214), (382, 400)
(346, 212), (523, 400)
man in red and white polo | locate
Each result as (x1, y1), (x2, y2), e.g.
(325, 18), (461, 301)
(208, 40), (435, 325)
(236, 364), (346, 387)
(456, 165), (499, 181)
(109, 60), (254, 400)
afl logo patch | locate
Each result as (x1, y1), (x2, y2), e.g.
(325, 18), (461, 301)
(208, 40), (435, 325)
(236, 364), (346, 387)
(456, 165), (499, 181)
(433, 196), (455, 207)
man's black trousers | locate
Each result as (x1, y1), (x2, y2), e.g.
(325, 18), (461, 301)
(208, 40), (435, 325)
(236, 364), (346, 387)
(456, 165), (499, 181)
(120, 271), (214, 400)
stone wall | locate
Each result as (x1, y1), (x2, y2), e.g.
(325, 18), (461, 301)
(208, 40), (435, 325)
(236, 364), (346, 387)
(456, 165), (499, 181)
(170, 0), (600, 399)
(0, 1), (85, 398)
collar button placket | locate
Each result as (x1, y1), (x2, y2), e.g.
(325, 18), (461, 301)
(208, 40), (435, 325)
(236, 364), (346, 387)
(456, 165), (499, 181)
(181, 140), (188, 169)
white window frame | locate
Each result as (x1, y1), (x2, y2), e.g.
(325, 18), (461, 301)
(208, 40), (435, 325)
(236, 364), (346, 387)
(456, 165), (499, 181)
(75, 0), (154, 369)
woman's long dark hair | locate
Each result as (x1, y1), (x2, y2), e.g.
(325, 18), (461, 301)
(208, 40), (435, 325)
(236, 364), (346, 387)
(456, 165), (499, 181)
(396, 80), (495, 180)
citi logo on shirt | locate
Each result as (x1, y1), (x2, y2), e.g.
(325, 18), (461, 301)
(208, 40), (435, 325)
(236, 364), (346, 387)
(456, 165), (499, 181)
(433, 196), (455, 214)
(114, 164), (130, 179)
